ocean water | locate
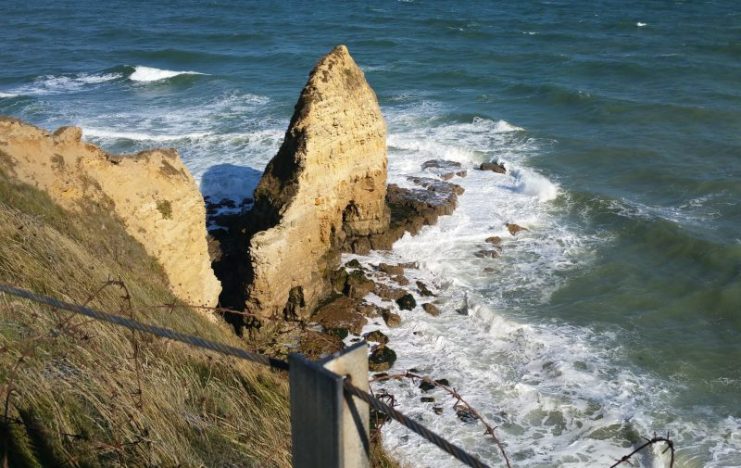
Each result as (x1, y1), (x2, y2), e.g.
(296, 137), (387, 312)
(1, 1), (739, 466)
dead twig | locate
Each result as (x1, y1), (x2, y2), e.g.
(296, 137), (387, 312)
(371, 371), (511, 468)
(610, 434), (674, 468)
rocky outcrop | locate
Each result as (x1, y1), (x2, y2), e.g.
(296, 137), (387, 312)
(0, 117), (220, 307)
(241, 45), (389, 319)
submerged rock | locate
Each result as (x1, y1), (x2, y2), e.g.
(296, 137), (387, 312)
(506, 223), (528, 236)
(374, 282), (407, 301)
(242, 45), (390, 319)
(396, 294), (417, 311)
(376, 262), (404, 276)
(474, 249), (500, 258)
(422, 303), (440, 316)
(381, 310), (401, 328)
(421, 159), (467, 180)
(364, 329), (389, 344)
(0, 117), (220, 308)
(485, 236), (502, 245)
(416, 280), (434, 296)
(479, 161), (506, 173)
(369, 345), (397, 371)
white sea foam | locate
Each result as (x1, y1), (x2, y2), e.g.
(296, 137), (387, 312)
(70, 91), (276, 205)
(2, 72), (122, 96)
(637, 22), (647, 27)
(510, 167), (559, 201)
(129, 65), (207, 82)
(337, 107), (741, 466)
(83, 127), (212, 142)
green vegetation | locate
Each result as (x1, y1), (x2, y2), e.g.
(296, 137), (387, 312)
(0, 170), (291, 467)
(0, 168), (398, 467)
(155, 199), (173, 219)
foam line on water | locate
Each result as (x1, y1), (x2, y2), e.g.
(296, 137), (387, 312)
(129, 65), (207, 82)
(344, 108), (741, 466)
(1, 72), (122, 96)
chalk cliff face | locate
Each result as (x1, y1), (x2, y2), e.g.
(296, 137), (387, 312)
(0, 117), (221, 307)
(244, 45), (389, 319)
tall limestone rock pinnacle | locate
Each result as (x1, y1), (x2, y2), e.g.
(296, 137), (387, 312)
(0, 117), (221, 308)
(244, 45), (389, 319)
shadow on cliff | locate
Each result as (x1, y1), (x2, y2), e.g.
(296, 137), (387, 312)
(201, 163), (264, 335)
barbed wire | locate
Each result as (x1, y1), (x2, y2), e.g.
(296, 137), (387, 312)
(0, 283), (288, 371)
(609, 435), (675, 468)
(344, 380), (491, 468)
(0, 283), (490, 467)
(0, 282), (676, 468)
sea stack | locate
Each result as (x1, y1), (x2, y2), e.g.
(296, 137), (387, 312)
(0, 117), (221, 308)
(243, 45), (389, 320)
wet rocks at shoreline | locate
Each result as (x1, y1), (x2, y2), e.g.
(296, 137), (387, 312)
(421, 159), (467, 180)
(479, 161), (506, 174)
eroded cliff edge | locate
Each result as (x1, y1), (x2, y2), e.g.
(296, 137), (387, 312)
(0, 117), (221, 307)
(237, 45), (391, 320)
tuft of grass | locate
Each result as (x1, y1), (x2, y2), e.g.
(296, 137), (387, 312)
(0, 170), (291, 466)
(155, 199), (172, 220)
(0, 168), (398, 467)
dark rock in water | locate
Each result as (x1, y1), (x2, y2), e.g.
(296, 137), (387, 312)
(400, 262), (419, 269)
(369, 345), (397, 371)
(485, 236), (502, 245)
(506, 223), (528, 236)
(380, 182), (460, 241)
(396, 294), (417, 311)
(375, 282), (407, 301)
(408, 368), (420, 373)
(455, 293), (469, 316)
(413, 331), (423, 336)
(422, 159), (462, 170)
(474, 249), (500, 258)
(299, 330), (344, 360)
(356, 302), (383, 317)
(364, 329), (389, 344)
(455, 404), (479, 423)
(479, 161), (506, 174)
(343, 269), (376, 299)
(416, 280), (434, 296)
(408, 176), (465, 196)
(483, 267), (496, 273)
(382, 310), (401, 328)
(313, 296), (366, 335)
(435, 378), (450, 386)
(421, 159), (467, 180)
(377, 262), (404, 276)
(419, 380), (436, 392)
(393, 274), (410, 286)
(422, 303), (440, 316)
(433, 406), (443, 415)
(421, 397), (435, 403)
(345, 259), (363, 269)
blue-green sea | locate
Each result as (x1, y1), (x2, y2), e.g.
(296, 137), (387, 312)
(1, 1), (739, 466)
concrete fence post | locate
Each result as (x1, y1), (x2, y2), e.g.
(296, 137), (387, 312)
(289, 341), (370, 468)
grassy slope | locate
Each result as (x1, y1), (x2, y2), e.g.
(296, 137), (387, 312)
(0, 168), (292, 467)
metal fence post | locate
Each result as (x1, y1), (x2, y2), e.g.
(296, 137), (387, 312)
(289, 341), (370, 468)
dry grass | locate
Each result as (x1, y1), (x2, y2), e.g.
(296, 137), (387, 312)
(0, 170), (291, 467)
